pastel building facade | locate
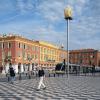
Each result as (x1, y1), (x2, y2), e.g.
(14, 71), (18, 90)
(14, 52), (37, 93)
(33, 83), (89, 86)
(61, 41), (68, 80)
(0, 35), (67, 73)
(69, 49), (100, 67)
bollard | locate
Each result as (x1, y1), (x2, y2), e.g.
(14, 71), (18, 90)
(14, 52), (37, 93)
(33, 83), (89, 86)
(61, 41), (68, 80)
(6, 74), (10, 82)
(8, 76), (10, 82)
(49, 73), (50, 77)
(26, 73), (27, 76)
(54, 73), (55, 77)
(29, 75), (31, 79)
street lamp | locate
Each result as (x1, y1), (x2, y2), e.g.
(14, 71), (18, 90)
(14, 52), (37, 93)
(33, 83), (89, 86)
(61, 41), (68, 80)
(64, 6), (73, 77)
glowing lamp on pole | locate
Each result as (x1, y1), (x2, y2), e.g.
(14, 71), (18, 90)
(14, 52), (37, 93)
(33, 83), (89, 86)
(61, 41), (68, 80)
(64, 6), (73, 77)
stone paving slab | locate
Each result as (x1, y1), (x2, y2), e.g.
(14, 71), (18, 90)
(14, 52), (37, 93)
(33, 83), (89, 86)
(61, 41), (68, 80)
(0, 76), (99, 100)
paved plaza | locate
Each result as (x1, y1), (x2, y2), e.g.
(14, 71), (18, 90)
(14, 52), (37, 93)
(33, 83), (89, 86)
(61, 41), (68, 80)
(0, 75), (100, 100)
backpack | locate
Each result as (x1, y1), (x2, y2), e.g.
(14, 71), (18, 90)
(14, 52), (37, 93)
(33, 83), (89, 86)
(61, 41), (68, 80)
(10, 68), (15, 77)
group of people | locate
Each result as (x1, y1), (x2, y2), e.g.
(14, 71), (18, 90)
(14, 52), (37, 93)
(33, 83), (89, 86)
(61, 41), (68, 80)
(8, 64), (46, 91)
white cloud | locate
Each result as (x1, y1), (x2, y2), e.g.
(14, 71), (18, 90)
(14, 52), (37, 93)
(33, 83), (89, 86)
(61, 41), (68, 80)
(69, 17), (100, 50)
(16, 0), (38, 14)
(37, 0), (65, 22)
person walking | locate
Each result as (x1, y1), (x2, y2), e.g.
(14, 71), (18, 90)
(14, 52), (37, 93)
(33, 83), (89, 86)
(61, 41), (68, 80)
(37, 66), (46, 91)
(9, 66), (15, 84)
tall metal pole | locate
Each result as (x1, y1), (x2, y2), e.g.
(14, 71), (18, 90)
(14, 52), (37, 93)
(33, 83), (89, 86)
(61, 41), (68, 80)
(67, 19), (69, 78)
(64, 5), (72, 77)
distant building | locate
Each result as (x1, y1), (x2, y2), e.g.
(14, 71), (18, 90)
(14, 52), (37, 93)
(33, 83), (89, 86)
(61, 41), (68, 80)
(69, 49), (100, 67)
(0, 34), (67, 73)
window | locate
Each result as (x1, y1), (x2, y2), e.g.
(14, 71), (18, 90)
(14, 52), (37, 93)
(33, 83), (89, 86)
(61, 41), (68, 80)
(32, 54), (35, 59)
(3, 43), (4, 48)
(8, 51), (11, 56)
(25, 53), (27, 58)
(27, 54), (30, 59)
(0, 43), (3, 49)
(41, 47), (43, 53)
(47, 49), (49, 54)
(19, 43), (20, 48)
(24, 44), (25, 49)
(22, 51), (25, 58)
(45, 48), (47, 54)
(27, 45), (30, 50)
(0, 43), (2, 48)
(2, 51), (5, 59)
(35, 46), (37, 51)
(18, 51), (22, 57)
(32, 46), (34, 51)
(44, 56), (46, 61)
(8, 43), (11, 48)
(35, 54), (38, 59)
(18, 51), (20, 57)
(35, 46), (39, 52)
(44, 48), (46, 54)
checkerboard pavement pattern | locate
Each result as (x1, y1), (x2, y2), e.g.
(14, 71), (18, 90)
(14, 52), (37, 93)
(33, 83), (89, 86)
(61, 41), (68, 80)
(0, 75), (100, 100)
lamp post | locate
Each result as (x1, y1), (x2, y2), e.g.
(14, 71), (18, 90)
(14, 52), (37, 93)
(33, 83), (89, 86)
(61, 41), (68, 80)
(64, 6), (73, 77)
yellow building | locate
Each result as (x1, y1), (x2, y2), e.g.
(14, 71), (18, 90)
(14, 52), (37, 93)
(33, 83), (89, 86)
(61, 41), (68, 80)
(37, 41), (66, 68)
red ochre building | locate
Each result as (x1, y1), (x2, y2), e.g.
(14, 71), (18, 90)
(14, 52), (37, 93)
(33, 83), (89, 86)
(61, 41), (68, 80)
(69, 49), (100, 67)
(0, 35), (67, 73)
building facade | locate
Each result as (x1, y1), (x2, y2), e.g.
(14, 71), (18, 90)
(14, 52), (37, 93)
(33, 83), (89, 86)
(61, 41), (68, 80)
(69, 49), (100, 67)
(0, 35), (67, 73)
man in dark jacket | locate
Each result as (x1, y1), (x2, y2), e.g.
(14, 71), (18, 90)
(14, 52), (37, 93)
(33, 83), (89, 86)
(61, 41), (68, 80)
(37, 66), (46, 90)
(9, 67), (15, 84)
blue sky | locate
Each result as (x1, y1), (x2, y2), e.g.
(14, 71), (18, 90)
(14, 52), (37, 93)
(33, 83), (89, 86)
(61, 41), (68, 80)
(0, 0), (100, 50)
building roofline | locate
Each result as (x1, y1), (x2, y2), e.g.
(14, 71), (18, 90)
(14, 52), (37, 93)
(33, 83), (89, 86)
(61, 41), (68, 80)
(69, 49), (98, 53)
(0, 34), (66, 50)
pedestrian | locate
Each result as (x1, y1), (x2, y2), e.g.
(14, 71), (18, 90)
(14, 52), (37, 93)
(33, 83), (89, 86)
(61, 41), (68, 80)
(9, 64), (15, 84)
(37, 66), (46, 91)
(35, 68), (38, 77)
